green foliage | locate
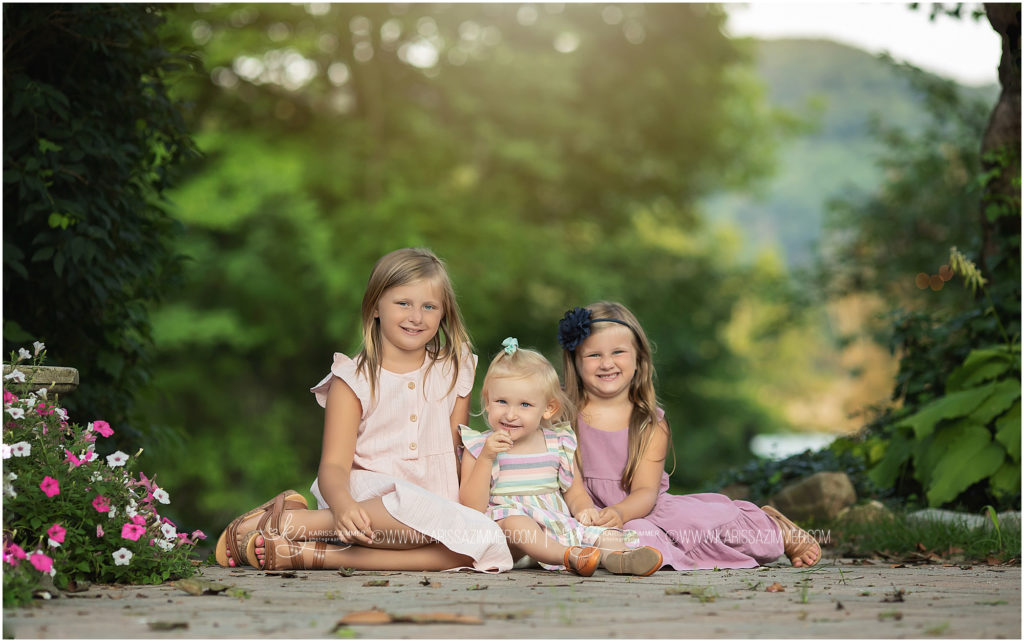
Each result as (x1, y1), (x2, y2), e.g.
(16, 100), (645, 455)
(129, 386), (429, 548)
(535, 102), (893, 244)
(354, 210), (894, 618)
(2, 5), (198, 445)
(2, 350), (199, 608)
(705, 445), (884, 505)
(137, 3), (798, 533)
(868, 344), (1020, 507)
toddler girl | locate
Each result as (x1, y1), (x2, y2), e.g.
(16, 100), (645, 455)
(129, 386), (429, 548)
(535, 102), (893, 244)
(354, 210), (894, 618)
(459, 338), (663, 576)
(215, 248), (512, 572)
(558, 302), (820, 570)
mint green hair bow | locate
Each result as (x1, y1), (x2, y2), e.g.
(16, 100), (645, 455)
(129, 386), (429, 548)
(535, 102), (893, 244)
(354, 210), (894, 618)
(502, 337), (519, 355)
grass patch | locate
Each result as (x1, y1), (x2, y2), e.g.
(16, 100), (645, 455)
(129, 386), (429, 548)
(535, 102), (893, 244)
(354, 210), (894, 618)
(830, 510), (1020, 562)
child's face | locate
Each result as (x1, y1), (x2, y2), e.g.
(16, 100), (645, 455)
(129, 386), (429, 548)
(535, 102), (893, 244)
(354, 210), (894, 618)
(374, 279), (444, 357)
(575, 325), (638, 401)
(485, 376), (558, 442)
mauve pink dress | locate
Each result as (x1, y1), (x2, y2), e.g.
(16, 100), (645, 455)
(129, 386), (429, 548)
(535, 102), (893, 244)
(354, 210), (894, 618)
(577, 415), (784, 570)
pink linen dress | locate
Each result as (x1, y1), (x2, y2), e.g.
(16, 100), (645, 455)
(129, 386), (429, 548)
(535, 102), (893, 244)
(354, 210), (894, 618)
(460, 425), (638, 570)
(577, 413), (784, 570)
(309, 351), (513, 572)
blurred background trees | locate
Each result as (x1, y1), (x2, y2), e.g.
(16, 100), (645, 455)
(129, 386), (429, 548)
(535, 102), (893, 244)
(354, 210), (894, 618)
(4, 3), (1017, 542)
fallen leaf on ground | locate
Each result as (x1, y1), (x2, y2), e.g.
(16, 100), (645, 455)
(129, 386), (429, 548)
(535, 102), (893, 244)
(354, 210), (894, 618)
(889, 563), (906, 569)
(147, 621), (189, 630)
(986, 556), (1002, 565)
(338, 567), (356, 577)
(334, 609), (482, 627)
(264, 570), (299, 578)
(362, 580), (389, 587)
(466, 584), (487, 591)
(765, 582), (785, 593)
(881, 588), (906, 603)
(172, 579), (230, 596)
(420, 577), (440, 587)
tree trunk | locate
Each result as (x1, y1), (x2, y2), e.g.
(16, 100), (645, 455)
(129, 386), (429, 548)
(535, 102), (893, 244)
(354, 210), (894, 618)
(979, 4), (1021, 279)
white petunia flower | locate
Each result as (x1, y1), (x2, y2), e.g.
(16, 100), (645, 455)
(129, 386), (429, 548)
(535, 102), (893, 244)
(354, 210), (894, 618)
(55, 408), (67, 421)
(154, 538), (174, 552)
(11, 441), (31, 457)
(33, 341), (45, 356)
(125, 499), (138, 519)
(6, 407), (25, 420)
(160, 523), (177, 539)
(37, 388), (48, 400)
(17, 348), (31, 361)
(7, 472), (18, 481)
(152, 488), (170, 505)
(1, 444), (10, 459)
(107, 505), (117, 520)
(3, 482), (16, 498)
(112, 548), (133, 566)
(106, 451), (128, 467)
(4, 369), (25, 383)
(90, 471), (103, 482)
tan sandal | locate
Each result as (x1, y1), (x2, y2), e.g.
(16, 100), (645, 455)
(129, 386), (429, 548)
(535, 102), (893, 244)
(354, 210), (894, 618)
(602, 545), (663, 576)
(761, 505), (820, 567)
(214, 490), (308, 567)
(563, 545), (601, 576)
(255, 531), (328, 571)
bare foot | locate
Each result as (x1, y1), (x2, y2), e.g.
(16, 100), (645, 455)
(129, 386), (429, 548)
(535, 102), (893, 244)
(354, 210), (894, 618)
(762, 506), (820, 567)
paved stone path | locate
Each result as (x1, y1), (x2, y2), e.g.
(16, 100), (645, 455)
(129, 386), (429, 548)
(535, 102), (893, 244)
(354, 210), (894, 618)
(3, 560), (1019, 638)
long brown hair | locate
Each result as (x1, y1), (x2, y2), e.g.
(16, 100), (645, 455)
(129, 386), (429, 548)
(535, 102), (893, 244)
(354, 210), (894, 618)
(561, 301), (674, 490)
(356, 248), (472, 404)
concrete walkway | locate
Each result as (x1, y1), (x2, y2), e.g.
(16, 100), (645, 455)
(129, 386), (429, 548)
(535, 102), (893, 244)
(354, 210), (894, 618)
(3, 560), (1019, 638)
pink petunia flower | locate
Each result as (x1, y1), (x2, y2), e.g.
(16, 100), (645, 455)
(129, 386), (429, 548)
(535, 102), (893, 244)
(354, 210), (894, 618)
(92, 494), (110, 513)
(191, 530), (207, 541)
(35, 403), (54, 416)
(3, 390), (17, 404)
(29, 551), (53, 574)
(47, 523), (66, 547)
(3, 542), (26, 565)
(121, 523), (145, 542)
(96, 525), (105, 538)
(91, 420), (113, 438)
(64, 449), (84, 467)
(40, 476), (60, 497)
(131, 514), (146, 527)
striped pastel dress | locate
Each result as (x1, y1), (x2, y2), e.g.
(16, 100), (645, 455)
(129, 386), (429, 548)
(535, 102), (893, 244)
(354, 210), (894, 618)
(460, 425), (638, 570)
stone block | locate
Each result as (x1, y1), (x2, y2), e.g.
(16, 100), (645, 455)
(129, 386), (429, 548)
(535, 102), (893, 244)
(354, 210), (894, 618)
(769, 471), (856, 523)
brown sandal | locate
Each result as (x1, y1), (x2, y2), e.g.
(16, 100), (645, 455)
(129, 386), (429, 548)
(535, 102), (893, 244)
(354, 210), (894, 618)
(214, 490), (308, 567)
(761, 505), (821, 567)
(563, 545), (601, 576)
(255, 531), (328, 571)
(602, 546), (663, 576)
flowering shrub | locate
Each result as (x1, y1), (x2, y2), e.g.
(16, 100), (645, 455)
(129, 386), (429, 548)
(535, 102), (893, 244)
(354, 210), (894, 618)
(2, 345), (202, 606)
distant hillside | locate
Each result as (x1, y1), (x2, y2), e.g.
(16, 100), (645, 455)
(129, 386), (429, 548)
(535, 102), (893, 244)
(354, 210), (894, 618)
(706, 38), (999, 267)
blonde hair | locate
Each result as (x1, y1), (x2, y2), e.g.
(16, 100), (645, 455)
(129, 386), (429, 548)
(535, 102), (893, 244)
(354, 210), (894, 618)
(560, 301), (674, 490)
(481, 346), (574, 429)
(356, 248), (472, 403)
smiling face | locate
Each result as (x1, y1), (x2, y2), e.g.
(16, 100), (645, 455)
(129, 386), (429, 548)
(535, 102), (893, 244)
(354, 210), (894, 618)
(484, 376), (558, 442)
(374, 279), (444, 361)
(574, 324), (638, 402)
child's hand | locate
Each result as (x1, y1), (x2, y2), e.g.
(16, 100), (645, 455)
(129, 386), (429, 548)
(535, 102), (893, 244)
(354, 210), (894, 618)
(480, 430), (513, 460)
(592, 506), (624, 528)
(331, 504), (374, 545)
(577, 507), (600, 526)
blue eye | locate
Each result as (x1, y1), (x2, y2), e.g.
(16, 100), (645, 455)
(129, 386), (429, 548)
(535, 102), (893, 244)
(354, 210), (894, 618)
(495, 399), (507, 405)
(424, 304), (437, 311)
(520, 402), (532, 408)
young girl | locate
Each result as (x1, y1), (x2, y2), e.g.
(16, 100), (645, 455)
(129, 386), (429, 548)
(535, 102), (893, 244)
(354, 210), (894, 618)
(558, 302), (821, 570)
(214, 248), (512, 572)
(459, 338), (663, 576)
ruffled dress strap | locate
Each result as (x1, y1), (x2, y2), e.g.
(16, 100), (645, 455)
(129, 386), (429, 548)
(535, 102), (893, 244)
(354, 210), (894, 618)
(310, 352), (372, 417)
(453, 349), (478, 398)
(459, 425), (499, 486)
(547, 425), (578, 492)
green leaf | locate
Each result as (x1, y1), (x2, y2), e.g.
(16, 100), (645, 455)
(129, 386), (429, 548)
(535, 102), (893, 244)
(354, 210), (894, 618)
(994, 400), (1021, 463)
(988, 461), (1021, 499)
(37, 138), (63, 154)
(925, 425), (1006, 506)
(895, 383), (1001, 439)
(868, 430), (914, 488)
(967, 378), (1021, 427)
(946, 347), (1015, 392)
